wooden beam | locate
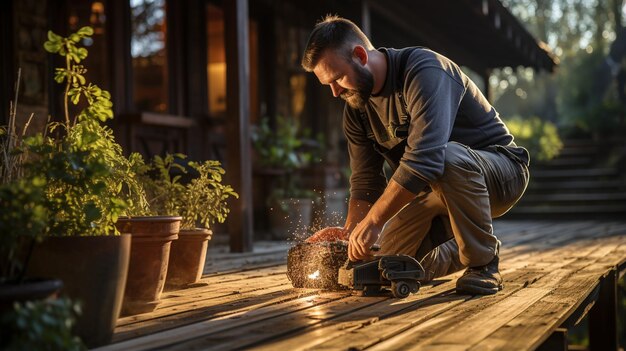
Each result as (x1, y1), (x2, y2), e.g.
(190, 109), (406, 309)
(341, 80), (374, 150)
(224, 0), (253, 253)
(184, 0), (208, 160)
(537, 328), (568, 351)
(481, 69), (492, 103)
(167, 0), (185, 116)
(108, 0), (132, 115)
(361, 0), (371, 38)
(589, 268), (618, 351)
(0, 0), (13, 125)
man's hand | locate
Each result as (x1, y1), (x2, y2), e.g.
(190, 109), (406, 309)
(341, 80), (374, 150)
(348, 219), (382, 261)
(306, 226), (350, 243)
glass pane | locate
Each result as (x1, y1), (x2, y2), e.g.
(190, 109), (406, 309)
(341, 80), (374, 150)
(206, 3), (226, 118)
(205, 4), (259, 122)
(67, 1), (109, 91)
(131, 0), (168, 113)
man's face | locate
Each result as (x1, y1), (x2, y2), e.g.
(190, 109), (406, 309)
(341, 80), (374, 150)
(313, 49), (374, 109)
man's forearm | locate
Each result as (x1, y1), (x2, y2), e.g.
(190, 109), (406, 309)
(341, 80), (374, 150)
(366, 179), (417, 227)
(344, 179), (417, 232)
(344, 198), (372, 232)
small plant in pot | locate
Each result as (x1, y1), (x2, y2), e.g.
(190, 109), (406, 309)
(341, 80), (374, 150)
(252, 116), (321, 239)
(114, 153), (180, 316)
(140, 154), (238, 290)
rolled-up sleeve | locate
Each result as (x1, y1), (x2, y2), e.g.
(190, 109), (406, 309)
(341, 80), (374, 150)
(391, 66), (466, 194)
(343, 105), (386, 203)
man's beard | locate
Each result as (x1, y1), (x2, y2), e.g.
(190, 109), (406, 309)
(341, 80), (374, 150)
(340, 62), (374, 110)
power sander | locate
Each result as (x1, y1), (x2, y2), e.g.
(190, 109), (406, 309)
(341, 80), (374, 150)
(287, 241), (425, 298)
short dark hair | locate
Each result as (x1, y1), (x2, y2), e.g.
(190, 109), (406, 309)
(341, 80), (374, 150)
(301, 15), (373, 72)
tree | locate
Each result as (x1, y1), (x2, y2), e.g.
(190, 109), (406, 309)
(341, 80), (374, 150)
(494, 0), (626, 135)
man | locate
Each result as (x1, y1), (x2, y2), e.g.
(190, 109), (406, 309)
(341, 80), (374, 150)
(302, 15), (529, 295)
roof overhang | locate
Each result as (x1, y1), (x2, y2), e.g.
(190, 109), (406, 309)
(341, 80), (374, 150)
(369, 0), (557, 73)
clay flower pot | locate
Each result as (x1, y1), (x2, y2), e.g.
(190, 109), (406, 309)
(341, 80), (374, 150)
(165, 228), (212, 290)
(117, 216), (180, 315)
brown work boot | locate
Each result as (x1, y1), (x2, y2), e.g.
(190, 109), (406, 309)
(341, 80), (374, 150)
(456, 243), (503, 295)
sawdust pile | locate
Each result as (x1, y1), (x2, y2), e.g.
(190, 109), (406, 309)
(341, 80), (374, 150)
(287, 241), (349, 290)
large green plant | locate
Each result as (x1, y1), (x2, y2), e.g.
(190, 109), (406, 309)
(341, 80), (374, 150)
(5, 26), (149, 236)
(140, 154), (239, 229)
(252, 116), (321, 200)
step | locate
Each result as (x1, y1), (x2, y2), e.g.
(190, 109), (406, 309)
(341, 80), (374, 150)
(532, 157), (594, 169)
(531, 168), (619, 179)
(508, 204), (626, 216)
(556, 146), (601, 157)
(527, 180), (624, 191)
(560, 138), (607, 148)
(520, 192), (626, 203)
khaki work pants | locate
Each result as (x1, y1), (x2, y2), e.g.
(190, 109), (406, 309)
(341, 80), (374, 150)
(378, 142), (530, 279)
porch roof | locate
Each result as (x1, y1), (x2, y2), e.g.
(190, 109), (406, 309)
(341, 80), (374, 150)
(369, 0), (557, 73)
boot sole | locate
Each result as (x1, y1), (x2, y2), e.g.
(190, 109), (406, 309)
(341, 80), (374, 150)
(456, 283), (503, 295)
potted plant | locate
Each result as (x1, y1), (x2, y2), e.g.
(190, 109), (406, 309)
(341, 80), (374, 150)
(15, 26), (142, 347)
(252, 116), (321, 239)
(114, 153), (181, 316)
(139, 154), (238, 289)
(1, 83), (60, 302)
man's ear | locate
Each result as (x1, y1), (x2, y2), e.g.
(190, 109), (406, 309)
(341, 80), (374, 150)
(353, 45), (368, 66)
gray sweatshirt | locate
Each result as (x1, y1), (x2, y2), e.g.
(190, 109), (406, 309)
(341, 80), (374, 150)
(344, 47), (529, 203)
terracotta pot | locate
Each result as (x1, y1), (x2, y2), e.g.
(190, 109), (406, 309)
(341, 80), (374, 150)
(0, 278), (63, 313)
(26, 235), (131, 347)
(165, 228), (212, 290)
(118, 216), (180, 316)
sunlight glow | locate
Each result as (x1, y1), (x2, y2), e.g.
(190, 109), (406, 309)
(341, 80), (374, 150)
(308, 270), (320, 280)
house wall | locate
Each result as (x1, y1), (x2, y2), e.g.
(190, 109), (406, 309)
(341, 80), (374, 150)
(2, 0), (52, 136)
(1, 0), (555, 246)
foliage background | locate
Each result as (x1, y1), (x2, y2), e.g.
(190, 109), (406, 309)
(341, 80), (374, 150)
(492, 0), (626, 142)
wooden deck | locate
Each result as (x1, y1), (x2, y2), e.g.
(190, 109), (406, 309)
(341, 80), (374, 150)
(96, 220), (626, 351)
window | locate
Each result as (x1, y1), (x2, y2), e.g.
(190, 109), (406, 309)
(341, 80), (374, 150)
(206, 3), (258, 122)
(206, 3), (226, 118)
(130, 0), (168, 113)
(67, 1), (109, 91)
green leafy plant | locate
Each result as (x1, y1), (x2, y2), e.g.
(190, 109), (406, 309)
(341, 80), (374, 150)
(23, 133), (125, 236)
(252, 116), (322, 202)
(0, 297), (84, 351)
(141, 154), (239, 229)
(183, 160), (239, 229)
(9, 25), (151, 236)
(0, 72), (48, 281)
(505, 116), (563, 161)
(140, 153), (187, 218)
(0, 177), (48, 282)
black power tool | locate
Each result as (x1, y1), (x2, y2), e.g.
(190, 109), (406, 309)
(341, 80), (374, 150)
(338, 255), (425, 298)
(287, 241), (425, 298)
